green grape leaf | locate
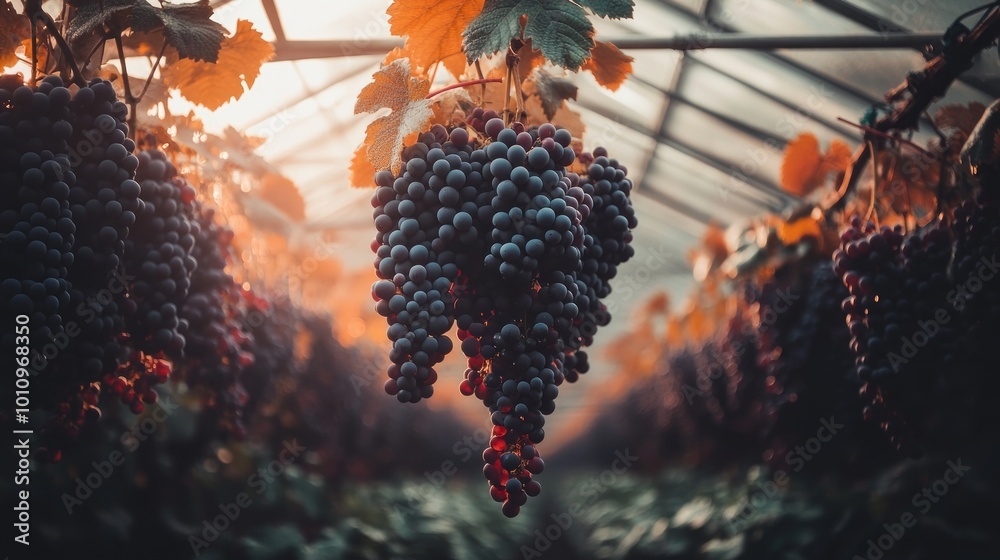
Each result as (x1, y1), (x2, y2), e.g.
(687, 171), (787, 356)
(140, 1), (228, 62)
(68, 0), (226, 62)
(463, 0), (595, 71)
(462, 0), (522, 63)
(66, 0), (138, 43)
(576, 0), (634, 19)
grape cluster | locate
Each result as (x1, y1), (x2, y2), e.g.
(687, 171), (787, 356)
(950, 195), (1000, 334)
(567, 146), (637, 381)
(60, 78), (138, 379)
(369, 124), (465, 404)
(0, 76), (77, 356)
(0, 75), (144, 456)
(179, 203), (233, 362)
(834, 218), (954, 453)
(175, 202), (258, 435)
(948, 194), (1000, 423)
(370, 116), (637, 516)
(124, 150), (197, 358)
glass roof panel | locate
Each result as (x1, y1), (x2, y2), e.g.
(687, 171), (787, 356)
(277, 1), (392, 41)
(630, 191), (706, 251)
(846, 0), (990, 31)
(574, 70), (674, 139)
(661, 102), (783, 188)
(674, 60), (852, 147)
(573, 105), (660, 186)
(211, 0), (276, 41)
(645, 145), (775, 225)
(170, 0), (1000, 301)
(653, 142), (785, 210)
(709, 0), (870, 34)
(776, 49), (940, 101)
(692, 48), (877, 118)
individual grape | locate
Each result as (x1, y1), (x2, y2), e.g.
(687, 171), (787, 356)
(484, 118), (505, 140)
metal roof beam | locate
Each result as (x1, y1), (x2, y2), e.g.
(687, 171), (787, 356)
(653, 0), (887, 108)
(261, 0), (286, 43)
(267, 33), (943, 61)
(608, 33), (941, 50)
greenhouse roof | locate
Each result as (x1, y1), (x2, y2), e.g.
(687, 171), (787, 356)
(178, 0), (999, 426)
(9, 0), (984, 428)
(192, 0), (998, 304)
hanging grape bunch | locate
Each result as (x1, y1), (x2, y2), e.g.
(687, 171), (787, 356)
(369, 111), (636, 516)
(350, 0), (639, 516)
(834, 212), (961, 455)
(123, 150), (198, 359)
(0, 75), (146, 458)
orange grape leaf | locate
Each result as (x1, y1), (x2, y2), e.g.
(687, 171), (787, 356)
(702, 223), (729, 263)
(780, 133), (822, 196)
(440, 51), (469, 79)
(934, 102), (987, 135)
(820, 139), (851, 174)
(582, 41), (633, 91)
(349, 144), (379, 188)
(354, 58), (433, 176)
(1, 2), (30, 69)
(780, 133), (851, 197)
(777, 215), (821, 245)
(382, 46), (408, 67)
(161, 19), (274, 110)
(387, 0), (484, 78)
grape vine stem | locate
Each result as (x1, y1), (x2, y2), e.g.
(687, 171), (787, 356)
(835, 117), (934, 157)
(425, 78), (502, 99)
(825, 5), (1000, 213)
(25, 2), (86, 87)
(865, 139), (880, 227)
